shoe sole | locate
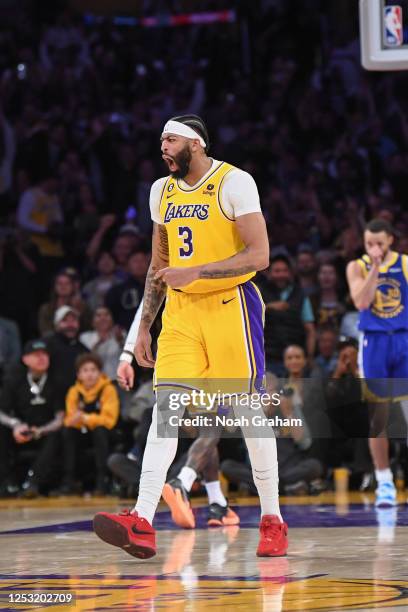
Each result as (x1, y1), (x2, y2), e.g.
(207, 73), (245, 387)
(93, 515), (156, 559)
(256, 548), (288, 557)
(375, 500), (396, 508)
(162, 484), (195, 529)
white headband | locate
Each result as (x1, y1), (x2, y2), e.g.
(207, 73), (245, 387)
(162, 120), (206, 148)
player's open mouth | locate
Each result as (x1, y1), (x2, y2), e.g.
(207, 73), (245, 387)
(162, 155), (177, 170)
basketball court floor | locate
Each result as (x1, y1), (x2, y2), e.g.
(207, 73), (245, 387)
(1, 491), (408, 611)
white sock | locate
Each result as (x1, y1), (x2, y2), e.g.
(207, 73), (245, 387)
(375, 468), (393, 485)
(178, 466), (197, 492)
(244, 434), (282, 521)
(205, 481), (227, 506)
(134, 403), (178, 524)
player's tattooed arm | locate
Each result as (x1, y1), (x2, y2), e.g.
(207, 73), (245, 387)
(140, 223), (169, 329)
(199, 212), (269, 279)
(199, 247), (255, 278)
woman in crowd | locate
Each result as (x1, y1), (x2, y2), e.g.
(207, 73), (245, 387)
(37, 270), (92, 336)
(79, 306), (123, 381)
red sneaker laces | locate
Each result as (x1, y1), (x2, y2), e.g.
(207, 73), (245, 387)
(261, 519), (283, 540)
(119, 509), (133, 517)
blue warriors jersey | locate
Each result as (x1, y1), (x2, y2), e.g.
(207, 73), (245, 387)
(358, 252), (408, 332)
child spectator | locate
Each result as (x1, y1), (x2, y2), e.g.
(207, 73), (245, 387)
(60, 353), (119, 495)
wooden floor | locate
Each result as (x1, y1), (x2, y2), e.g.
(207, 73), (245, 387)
(1, 491), (408, 611)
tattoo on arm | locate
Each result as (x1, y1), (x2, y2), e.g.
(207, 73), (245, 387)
(158, 225), (169, 261)
(141, 225), (168, 328)
(200, 265), (254, 279)
(199, 248), (254, 278)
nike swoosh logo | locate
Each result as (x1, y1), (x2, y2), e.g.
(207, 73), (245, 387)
(131, 526), (149, 535)
(222, 298), (236, 304)
(166, 194), (173, 199)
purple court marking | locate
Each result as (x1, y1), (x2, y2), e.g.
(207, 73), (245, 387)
(0, 573), (325, 583)
(1, 503), (407, 535)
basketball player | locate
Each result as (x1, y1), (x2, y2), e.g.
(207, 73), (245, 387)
(93, 115), (288, 558)
(347, 218), (408, 507)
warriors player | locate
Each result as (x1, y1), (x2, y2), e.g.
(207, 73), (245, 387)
(347, 218), (408, 507)
(93, 115), (288, 558)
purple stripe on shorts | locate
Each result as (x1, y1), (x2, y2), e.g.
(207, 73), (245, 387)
(241, 281), (265, 389)
(238, 286), (254, 392)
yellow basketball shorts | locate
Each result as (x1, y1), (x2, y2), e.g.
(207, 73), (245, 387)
(154, 280), (265, 394)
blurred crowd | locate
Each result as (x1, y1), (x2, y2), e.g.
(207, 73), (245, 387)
(1, 0), (408, 498)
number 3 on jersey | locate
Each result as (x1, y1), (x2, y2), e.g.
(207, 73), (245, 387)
(178, 226), (193, 258)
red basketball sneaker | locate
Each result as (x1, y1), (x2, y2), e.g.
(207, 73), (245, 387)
(93, 509), (156, 559)
(256, 515), (288, 557)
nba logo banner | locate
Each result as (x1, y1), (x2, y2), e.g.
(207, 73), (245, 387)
(384, 5), (403, 47)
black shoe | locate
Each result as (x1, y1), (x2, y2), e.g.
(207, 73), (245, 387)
(107, 453), (141, 486)
(360, 472), (375, 492)
(283, 480), (309, 496)
(207, 502), (240, 526)
(309, 479), (328, 496)
(20, 480), (39, 499)
(166, 478), (190, 503)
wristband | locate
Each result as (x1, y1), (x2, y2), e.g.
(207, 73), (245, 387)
(120, 351), (133, 364)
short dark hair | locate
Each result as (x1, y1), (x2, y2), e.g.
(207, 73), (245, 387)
(365, 218), (393, 236)
(75, 353), (103, 373)
(270, 254), (292, 269)
(337, 336), (358, 352)
(170, 114), (210, 152)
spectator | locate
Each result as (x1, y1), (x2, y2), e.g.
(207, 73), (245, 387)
(38, 271), (92, 336)
(258, 255), (316, 375)
(296, 245), (319, 297)
(325, 338), (371, 479)
(82, 251), (121, 311)
(314, 325), (338, 378)
(110, 234), (137, 278)
(60, 353), (119, 494)
(105, 249), (149, 330)
(46, 306), (89, 395)
(312, 262), (346, 329)
(16, 175), (64, 266)
(0, 339), (64, 498)
(80, 306), (123, 380)
(281, 344), (330, 464)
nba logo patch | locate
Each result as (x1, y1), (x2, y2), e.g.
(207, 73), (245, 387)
(384, 5), (403, 47)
